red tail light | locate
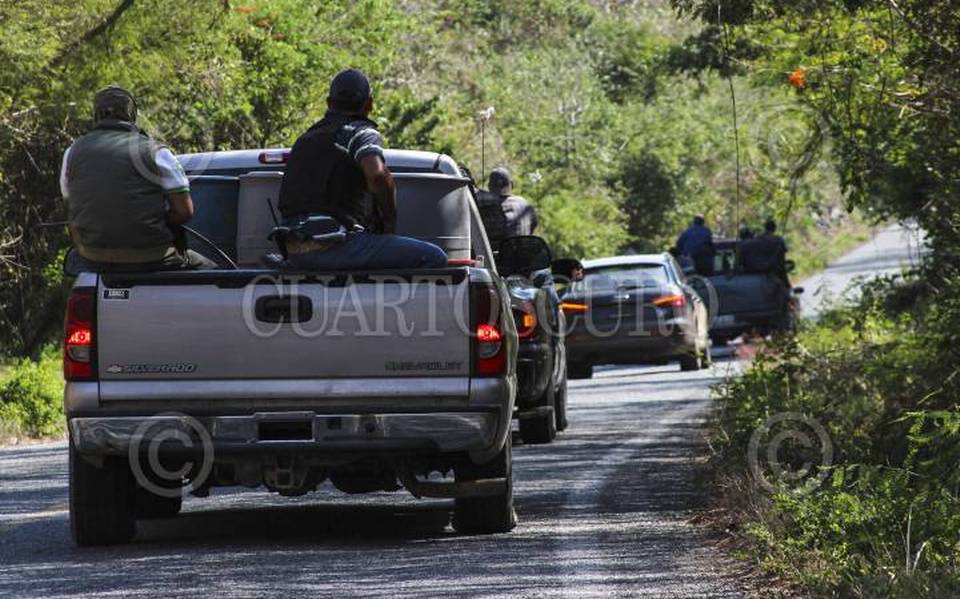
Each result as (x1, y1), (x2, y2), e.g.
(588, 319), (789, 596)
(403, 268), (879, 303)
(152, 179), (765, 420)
(64, 288), (96, 381)
(472, 284), (506, 375)
(652, 293), (685, 308)
(513, 302), (538, 339)
(447, 258), (477, 267)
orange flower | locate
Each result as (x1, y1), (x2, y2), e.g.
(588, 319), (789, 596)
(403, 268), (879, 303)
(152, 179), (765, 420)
(235, 5), (257, 14)
(788, 67), (807, 90)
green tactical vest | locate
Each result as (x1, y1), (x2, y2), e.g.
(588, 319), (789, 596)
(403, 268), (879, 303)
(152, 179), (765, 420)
(66, 121), (176, 263)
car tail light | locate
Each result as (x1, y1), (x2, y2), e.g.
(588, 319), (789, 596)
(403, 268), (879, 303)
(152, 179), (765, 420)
(561, 302), (589, 315)
(513, 301), (538, 339)
(447, 258), (477, 267)
(64, 288), (96, 381)
(258, 150), (289, 164)
(472, 284), (506, 375)
(652, 293), (686, 308)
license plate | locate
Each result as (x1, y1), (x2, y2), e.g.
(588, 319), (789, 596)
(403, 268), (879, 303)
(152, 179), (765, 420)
(714, 314), (736, 326)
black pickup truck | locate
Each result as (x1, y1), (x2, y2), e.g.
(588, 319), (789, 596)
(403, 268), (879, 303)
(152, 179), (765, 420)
(701, 239), (804, 345)
(502, 247), (568, 445)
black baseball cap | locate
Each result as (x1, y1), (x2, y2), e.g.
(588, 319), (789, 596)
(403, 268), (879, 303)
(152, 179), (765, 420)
(329, 69), (371, 111)
(93, 86), (138, 123)
(489, 167), (512, 195)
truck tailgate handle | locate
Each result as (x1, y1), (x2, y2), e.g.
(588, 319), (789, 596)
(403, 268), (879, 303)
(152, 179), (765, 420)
(255, 295), (313, 323)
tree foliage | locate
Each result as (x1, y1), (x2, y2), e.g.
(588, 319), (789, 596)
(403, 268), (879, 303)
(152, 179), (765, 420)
(0, 0), (861, 356)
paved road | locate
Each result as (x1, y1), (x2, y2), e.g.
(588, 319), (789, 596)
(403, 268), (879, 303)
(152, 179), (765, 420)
(0, 358), (747, 599)
(0, 225), (914, 598)
(798, 223), (924, 318)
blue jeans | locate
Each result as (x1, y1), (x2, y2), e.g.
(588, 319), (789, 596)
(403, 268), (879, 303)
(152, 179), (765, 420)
(287, 232), (448, 271)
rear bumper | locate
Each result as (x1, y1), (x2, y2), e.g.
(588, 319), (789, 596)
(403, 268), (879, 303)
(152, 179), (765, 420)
(710, 309), (784, 337)
(70, 410), (502, 457)
(565, 320), (697, 365)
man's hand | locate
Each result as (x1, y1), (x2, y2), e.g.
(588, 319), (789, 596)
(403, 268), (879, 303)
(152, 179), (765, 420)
(166, 191), (194, 226)
(360, 154), (397, 234)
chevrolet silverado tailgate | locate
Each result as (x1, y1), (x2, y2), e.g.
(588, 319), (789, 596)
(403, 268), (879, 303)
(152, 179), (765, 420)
(95, 269), (472, 383)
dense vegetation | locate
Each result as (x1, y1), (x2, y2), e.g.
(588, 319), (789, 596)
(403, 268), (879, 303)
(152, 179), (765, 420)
(677, 0), (960, 596)
(713, 278), (960, 598)
(0, 0), (862, 359)
(1, 1), (957, 593)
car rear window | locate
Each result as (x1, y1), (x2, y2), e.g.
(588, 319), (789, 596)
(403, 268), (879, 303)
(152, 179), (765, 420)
(572, 264), (670, 294)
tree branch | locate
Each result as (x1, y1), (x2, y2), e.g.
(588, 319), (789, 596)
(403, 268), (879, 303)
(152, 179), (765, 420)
(50, 0), (136, 68)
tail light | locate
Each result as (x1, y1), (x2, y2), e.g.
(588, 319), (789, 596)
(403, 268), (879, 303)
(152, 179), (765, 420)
(561, 302), (589, 315)
(513, 301), (538, 339)
(652, 293), (686, 308)
(64, 287), (96, 381)
(258, 150), (289, 164)
(447, 258), (477, 267)
(472, 284), (506, 376)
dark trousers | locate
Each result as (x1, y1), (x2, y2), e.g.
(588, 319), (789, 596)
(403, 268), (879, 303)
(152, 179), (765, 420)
(71, 249), (217, 273)
(287, 232), (448, 271)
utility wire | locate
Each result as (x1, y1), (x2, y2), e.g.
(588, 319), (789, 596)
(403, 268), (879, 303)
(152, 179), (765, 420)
(718, 3), (743, 234)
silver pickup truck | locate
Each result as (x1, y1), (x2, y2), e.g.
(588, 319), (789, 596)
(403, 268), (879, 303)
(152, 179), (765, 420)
(64, 150), (543, 545)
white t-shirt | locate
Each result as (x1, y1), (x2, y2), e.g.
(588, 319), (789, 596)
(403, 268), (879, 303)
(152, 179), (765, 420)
(59, 145), (190, 199)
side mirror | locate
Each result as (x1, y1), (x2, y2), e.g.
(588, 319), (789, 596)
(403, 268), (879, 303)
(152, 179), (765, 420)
(498, 236), (552, 277)
(793, 286), (805, 295)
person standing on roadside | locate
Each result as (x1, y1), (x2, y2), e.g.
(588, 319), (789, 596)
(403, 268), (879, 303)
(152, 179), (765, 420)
(675, 215), (715, 276)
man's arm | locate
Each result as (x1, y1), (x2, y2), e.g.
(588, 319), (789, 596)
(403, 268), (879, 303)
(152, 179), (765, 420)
(166, 191), (194, 226)
(360, 155), (397, 234)
(154, 147), (194, 226)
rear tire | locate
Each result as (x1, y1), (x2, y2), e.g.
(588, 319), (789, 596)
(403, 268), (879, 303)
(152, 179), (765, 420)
(568, 362), (593, 380)
(453, 436), (516, 534)
(70, 445), (136, 546)
(679, 352), (701, 372)
(519, 384), (557, 444)
(554, 377), (569, 432)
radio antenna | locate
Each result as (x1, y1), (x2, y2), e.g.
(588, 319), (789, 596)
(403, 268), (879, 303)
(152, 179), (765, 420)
(266, 197), (281, 228)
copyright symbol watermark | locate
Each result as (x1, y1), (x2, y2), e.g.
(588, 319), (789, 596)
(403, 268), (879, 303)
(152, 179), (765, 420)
(743, 101), (830, 186)
(128, 413), (215, 499)
(747, 412), (833, 494)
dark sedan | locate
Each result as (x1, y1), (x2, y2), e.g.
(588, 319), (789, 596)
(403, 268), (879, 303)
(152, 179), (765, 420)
(561, 254), (711, 379)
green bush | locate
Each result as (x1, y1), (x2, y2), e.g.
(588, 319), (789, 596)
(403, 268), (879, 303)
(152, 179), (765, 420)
(0, 346), (64, 439)
(709, 274), (960, 598)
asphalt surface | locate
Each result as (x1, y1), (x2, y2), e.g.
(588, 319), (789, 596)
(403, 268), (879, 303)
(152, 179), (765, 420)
(0, 225), (911, 598)
(0, 357), (748, 599)
(798, 223), (924, 318)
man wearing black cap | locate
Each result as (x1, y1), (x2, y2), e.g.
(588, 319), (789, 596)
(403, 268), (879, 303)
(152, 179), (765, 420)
(277, 68), (447, 270)
(476, 167), (538, 249)
(60, 86), (213, 271)
(740, 218), (790, 286)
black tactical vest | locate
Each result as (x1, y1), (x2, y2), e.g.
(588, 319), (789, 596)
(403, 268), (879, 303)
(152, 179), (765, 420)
(66, 121), (175, 263)
(278, 112), (374, 229)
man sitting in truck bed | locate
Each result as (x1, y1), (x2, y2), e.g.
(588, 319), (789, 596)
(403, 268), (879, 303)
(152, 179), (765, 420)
(60, 86), (215, 272)
(277, 69), (447, 270)
(740, 218), (790, 286)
